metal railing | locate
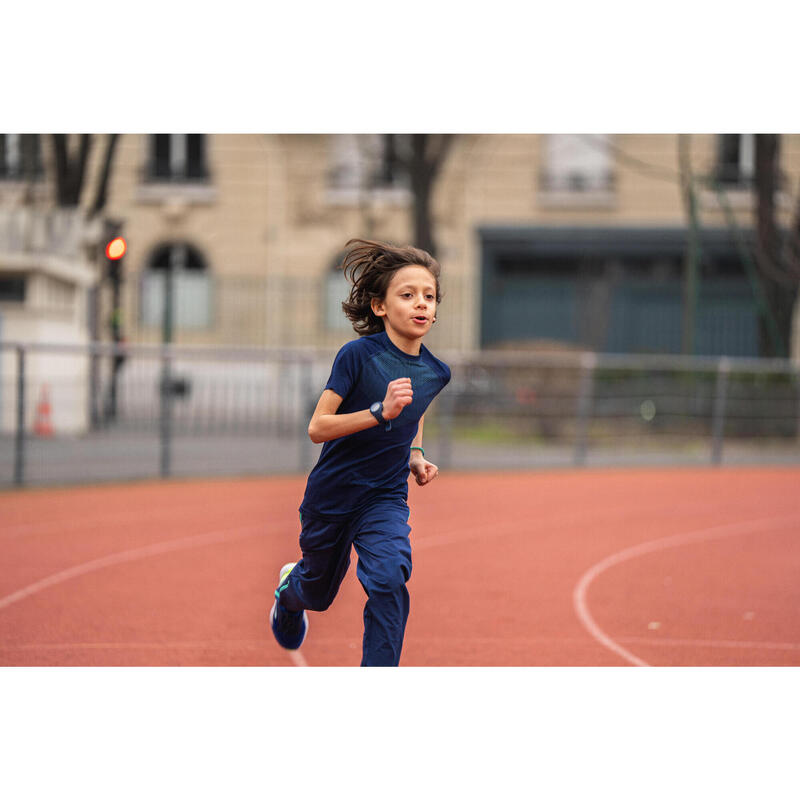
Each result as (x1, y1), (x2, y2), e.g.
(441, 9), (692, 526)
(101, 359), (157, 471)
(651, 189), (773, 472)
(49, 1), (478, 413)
(1, 341), (798, 487)
(126, 271), (471, 351)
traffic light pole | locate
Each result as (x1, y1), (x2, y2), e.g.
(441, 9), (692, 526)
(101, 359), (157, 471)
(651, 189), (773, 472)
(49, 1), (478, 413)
(107, 264), (123, 421)
(102, 220), (126, 425)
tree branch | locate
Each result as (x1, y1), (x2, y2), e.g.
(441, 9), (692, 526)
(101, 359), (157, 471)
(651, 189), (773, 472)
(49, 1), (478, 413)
(425, 134), (454, 178)
(72, 134), (92, 205)
(51, 134), (70, 205)
(89, 134), (120, 218)
(51, 133), (95, 207)
(783, 182), (800, 278)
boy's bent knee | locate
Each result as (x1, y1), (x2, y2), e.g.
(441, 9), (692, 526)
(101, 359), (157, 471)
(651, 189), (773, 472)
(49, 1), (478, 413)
(365, 561), (409, 596)
(306, 595), (335, 612)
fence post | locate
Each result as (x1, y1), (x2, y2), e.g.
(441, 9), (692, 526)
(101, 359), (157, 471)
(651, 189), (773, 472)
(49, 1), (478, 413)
(711, 357), (730, 466)
(573, 352), (597, 467)
(298, 358), (314, 473)
(14, 345), (26, 486)
(159, 345), (173, 478)
(795, 365), (800, 445)
(88, 290), (101, 428)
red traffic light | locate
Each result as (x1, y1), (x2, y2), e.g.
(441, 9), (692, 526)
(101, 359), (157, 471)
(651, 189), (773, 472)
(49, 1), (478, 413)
(105, 237), (127, 260)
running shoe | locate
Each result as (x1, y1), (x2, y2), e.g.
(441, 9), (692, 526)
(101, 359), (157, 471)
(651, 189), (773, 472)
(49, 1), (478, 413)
(270, 562), (308, 650)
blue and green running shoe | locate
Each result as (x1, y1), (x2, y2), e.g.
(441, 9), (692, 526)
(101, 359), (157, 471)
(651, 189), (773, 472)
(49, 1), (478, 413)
(270, 562), (308, 650)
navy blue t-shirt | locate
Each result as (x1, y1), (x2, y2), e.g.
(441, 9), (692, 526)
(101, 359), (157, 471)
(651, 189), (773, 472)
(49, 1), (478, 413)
(300, 331), (451, 519)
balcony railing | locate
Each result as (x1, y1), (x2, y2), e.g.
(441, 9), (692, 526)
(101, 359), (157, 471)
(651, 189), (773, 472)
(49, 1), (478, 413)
(539, 170), (616, 194)
(0, 208), (88, 260)
(139, 162), (210, 184)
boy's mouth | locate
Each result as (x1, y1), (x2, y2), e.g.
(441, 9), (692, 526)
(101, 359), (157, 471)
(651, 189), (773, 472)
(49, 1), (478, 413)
(412, 316), (429, 324)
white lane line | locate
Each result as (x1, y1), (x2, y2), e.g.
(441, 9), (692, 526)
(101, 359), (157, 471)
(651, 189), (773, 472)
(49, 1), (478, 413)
(0, 524), (266, 612)
(572, 514), (800, 667)
(0, 523), (308, 667)
(0, 500), (275, 541)
(288, 650), (309, 667)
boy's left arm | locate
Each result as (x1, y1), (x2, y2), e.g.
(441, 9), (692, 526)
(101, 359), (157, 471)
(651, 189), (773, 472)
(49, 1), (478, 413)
(409, 414), (439, 486)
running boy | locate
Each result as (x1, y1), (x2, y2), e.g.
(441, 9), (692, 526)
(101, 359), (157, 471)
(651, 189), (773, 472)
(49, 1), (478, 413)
(270, 238), (450, 666)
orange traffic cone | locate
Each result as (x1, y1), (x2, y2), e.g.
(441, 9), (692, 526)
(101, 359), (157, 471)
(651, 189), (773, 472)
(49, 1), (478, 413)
(33, 384), (54, 437)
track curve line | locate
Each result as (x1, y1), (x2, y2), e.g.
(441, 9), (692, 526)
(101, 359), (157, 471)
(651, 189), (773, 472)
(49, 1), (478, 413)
(0, 524), (266, 613)
(572, 513), (800, 667)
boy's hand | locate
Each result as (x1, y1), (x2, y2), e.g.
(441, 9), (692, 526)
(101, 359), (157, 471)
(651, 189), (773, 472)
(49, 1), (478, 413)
(383, 378), (413, 420)
(409, 455), (439, 486)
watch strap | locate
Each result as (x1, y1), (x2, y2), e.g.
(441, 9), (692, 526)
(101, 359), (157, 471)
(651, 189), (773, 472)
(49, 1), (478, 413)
(370, 402), (392, 432)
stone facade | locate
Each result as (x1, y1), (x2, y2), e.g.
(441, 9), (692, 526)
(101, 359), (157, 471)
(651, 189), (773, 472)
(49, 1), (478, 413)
(3, 134), (800, 355)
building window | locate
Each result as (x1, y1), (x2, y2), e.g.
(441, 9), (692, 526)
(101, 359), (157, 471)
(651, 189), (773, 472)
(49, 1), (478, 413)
(0, 134), (43, 180)
(146, 134), (209, 182)
(540, 134), (614, 193)
(327, 134), (409, 192)
(373, 134), (408, 188)
(140, 243), (212, 329)
(0, 275), (26, 303)
(715, 134), (755, 187)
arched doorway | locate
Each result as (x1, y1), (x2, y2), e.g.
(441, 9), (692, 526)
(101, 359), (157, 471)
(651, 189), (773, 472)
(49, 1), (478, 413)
(140, 242), (212, 332)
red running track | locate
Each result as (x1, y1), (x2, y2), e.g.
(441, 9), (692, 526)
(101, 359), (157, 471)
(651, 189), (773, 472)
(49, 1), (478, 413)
(1, 467), (799, 666)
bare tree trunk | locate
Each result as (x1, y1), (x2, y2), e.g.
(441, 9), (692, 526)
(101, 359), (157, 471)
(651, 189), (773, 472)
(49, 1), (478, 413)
(754, 134), (792, 357)
(407, 134), (453, 257)
(51, 134), (93, 207)
(789, 190), (800, 276)
(678, 134), (700, 355)
(51, 135), (70, 205)
(410, 135), (434, 254)
(755, 135), (780, 264)
(20, 135), (40, 205)
(74, 134), (91, 201)
(89, 134), (120, 217)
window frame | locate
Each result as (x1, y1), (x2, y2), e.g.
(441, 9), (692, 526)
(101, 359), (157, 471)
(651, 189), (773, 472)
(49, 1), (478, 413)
(715, 134), (755, 188)
(139, 242), (214, 331)
(145, 134), (209, 183)
(325, 134), (412, 205)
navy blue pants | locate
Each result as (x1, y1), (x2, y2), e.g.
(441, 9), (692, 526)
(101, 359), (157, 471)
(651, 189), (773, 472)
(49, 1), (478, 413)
(278, 498), (412, 667)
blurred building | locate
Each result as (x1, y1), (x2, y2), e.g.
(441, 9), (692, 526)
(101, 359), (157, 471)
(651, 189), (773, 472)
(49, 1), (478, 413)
(2, 134), (800, 358)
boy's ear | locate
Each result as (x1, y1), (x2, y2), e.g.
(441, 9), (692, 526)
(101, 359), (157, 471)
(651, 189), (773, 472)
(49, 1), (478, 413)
(371, 298), (386, 317)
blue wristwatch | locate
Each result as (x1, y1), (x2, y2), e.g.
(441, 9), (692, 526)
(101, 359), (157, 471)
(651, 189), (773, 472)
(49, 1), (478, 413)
(370, 401), (392, 431)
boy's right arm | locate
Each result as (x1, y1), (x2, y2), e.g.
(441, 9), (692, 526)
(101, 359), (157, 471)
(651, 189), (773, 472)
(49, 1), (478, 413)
(308, 379), (413, 444)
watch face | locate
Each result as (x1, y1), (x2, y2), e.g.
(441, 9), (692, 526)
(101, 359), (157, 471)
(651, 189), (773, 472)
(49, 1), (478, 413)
(370, 402), (381, 413)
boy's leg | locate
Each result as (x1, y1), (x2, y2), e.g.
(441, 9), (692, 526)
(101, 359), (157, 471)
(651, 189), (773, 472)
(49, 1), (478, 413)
(277, 514), (354, 614)
(352, 501), (412, 667)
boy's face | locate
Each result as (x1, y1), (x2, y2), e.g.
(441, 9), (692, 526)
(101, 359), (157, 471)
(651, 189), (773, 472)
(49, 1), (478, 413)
(371, 265), (438, 343)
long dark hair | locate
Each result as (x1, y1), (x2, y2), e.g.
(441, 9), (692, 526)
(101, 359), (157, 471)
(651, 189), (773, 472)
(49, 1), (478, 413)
(339, 238), (442, 336)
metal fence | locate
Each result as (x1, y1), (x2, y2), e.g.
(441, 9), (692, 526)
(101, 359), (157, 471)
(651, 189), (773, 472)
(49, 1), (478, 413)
(125, 271), (472, 352)
(1, 341), (799, 487)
